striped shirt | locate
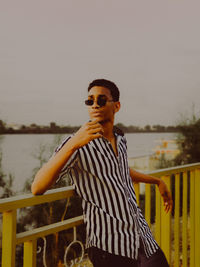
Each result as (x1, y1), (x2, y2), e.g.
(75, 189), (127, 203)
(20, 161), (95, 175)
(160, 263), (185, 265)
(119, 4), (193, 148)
(54, 129), (159, 260)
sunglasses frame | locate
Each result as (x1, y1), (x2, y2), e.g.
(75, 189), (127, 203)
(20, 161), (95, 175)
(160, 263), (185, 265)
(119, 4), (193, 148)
(85, 97), (114, 107)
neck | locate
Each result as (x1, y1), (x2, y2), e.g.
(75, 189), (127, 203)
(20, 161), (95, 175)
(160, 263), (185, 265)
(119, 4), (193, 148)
(100, 119), (115, 141)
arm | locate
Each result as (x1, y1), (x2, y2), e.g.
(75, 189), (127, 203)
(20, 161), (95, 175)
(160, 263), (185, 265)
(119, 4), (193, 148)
(129, 168), (173, 213)
(31, 120), (103, 195)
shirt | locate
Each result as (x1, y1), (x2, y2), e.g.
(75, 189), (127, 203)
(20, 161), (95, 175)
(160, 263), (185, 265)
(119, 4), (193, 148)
(54, 129), (159, 260)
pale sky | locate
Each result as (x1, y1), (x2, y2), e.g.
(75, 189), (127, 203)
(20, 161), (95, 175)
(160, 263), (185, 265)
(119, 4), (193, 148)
(1, 0), (200, 127)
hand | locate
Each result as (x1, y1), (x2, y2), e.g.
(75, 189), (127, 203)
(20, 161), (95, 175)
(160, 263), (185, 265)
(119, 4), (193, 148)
(72, 119), (104, 149)
(158, 180), (173, 213)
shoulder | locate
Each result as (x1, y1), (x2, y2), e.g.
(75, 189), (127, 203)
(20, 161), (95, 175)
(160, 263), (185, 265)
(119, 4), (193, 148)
(113, 126), (124, 136)
(113, 126), (127, 148)
(114, 126), (128, 147)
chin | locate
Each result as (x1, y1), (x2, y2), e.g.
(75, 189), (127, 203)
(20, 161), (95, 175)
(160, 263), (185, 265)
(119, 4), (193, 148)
(91, 115), (104, 120)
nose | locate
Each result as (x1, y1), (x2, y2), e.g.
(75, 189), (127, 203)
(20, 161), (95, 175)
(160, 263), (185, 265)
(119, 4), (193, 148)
(92, 98), (100, 108)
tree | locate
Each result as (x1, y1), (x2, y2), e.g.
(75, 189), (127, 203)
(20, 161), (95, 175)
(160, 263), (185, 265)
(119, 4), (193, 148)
(152, 124), (166, 132)
(0, 145), (14, 265)
(0, 150), (14, 199)
(174, 116), (200, 165)
(144, 125), (151, 132)
(0, 120), (6, 134)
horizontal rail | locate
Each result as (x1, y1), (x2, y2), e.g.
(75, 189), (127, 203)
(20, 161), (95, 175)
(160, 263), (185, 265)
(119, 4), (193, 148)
(0, 186), (74, 212)
(1, 163), (200, 213)
(146, 162), (200, 177)
(16, 215), (84, 244)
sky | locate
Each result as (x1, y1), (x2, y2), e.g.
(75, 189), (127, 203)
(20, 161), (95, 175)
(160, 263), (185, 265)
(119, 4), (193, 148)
(1, 0), (200, 127)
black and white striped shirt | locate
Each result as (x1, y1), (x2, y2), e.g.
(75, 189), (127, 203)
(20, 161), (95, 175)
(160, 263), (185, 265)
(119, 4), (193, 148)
(55, 129), (159, 260)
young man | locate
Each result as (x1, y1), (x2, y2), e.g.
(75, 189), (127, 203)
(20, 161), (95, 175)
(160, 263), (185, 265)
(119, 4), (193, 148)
(32, 79), (172, 267)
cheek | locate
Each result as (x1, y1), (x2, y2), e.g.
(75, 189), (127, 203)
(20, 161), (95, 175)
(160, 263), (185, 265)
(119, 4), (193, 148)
(106, 107), (115, 116)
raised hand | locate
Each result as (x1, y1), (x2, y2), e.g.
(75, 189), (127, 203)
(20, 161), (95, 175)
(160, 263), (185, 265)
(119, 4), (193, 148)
(72, 119), (104, 149)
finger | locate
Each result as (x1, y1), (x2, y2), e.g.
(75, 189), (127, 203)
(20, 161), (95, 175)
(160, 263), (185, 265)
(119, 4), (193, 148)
(164, 202), (171, 213)
(89, 129), (103, 136)
(90, 133), (103, 140)
(168, 202), (173, 212)
(169, 200), (173, 211)
(85, 120), (98, 129)
(88, 119), (102, 125)
(164, 200), (173, 213)
(86, 121), (103, 131)
(164, 202), (168, 212)
(88, 126), (104, 135)
(164, 202), (170, 213)
(89, 123), (104, 131)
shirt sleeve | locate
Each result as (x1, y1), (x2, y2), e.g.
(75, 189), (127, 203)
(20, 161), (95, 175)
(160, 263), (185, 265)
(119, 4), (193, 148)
(53, 135), (78, 182)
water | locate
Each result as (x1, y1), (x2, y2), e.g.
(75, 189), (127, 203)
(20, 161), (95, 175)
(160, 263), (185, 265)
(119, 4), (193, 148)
(0, 132), (177, 192)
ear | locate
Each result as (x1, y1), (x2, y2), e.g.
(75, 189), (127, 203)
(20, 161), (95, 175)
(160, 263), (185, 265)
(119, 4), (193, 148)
(114, 101), (121, 113)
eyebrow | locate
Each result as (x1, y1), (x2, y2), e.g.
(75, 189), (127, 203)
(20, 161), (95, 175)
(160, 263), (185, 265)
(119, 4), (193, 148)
(88, 94), (107, 98)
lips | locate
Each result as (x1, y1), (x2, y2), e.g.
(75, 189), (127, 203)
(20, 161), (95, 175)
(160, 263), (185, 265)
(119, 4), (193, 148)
(91, 111), (103, 116)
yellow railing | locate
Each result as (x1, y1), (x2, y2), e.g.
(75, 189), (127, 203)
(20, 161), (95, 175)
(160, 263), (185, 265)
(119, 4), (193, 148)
(0, 163), (200, 267)
(134, 162), (200, 267)
(0, 187), (84, 267)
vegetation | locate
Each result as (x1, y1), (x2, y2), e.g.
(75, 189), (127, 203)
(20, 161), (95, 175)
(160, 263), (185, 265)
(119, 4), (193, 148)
(0, 137), (14, 198)
(0, 139), (14, 266)
(0, 119), (179, 134)
(19, 136), (85, 266)
(154, 113), (200, 219)
(0, 135), (84, 266)
(173, 116), (200, 165)
(115, 123), (178, 133)
(152, 110), (200, 168)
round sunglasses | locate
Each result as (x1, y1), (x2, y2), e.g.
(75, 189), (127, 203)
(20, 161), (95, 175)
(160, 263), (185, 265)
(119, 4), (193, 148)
(85, 97), (114, 107)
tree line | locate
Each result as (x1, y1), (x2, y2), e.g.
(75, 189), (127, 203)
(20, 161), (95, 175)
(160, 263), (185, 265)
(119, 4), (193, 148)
(0, 120), (179, 134)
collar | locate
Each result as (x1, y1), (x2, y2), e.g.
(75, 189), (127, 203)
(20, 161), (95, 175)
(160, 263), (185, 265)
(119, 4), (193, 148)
(113, 126), (124, 136)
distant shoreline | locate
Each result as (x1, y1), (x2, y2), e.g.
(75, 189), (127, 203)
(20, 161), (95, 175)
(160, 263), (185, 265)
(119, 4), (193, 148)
(0, 130), (179, 135)
(0, 121), (180, 135)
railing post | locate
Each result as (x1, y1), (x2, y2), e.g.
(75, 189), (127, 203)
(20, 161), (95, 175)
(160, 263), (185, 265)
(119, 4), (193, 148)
(194, 168), (200, 266)
(23, 240), (37, 267)
(155, 184), (161, 246)
(190, 170), (195, 267)
(145, 184), (151, 226)
(174, 173), (180, 267)
(182, 171), (188, 267)
(1, 210), (16, 267)
(160, 175), (171, 265)
(134, 183), (140, 205)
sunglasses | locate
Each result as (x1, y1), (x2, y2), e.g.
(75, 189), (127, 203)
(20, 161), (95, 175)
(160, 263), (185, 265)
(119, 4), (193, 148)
(85, 97), (114, 107)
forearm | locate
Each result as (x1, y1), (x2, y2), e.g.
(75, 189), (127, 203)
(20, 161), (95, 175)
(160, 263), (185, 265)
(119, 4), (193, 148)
(129, 168), (160, 185)
(130, 168), (173, 213)
(31, 137), (78, 195)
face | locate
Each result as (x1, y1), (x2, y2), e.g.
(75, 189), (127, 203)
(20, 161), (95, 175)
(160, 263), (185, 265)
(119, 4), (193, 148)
(86, 86), (120, 123)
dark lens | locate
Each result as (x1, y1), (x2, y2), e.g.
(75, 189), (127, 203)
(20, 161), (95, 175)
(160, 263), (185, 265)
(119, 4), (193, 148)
(85, 99), (93, 106)
(97, 98), (107, 107)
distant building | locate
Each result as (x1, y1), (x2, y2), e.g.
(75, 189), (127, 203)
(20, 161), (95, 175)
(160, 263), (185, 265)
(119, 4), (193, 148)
(6, 123), (21, 130)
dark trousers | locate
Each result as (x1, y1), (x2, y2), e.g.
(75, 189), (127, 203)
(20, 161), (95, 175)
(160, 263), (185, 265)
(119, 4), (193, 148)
(88, 243), (169, 267)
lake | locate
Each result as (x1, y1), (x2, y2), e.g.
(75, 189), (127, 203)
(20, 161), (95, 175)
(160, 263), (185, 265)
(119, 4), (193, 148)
(0, 133), (177, 192)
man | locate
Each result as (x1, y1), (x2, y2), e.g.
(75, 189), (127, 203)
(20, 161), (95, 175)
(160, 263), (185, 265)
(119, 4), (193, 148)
(32, 79), (173, 267)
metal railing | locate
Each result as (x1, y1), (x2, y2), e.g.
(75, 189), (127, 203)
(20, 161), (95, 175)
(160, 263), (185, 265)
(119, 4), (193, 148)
(0, 163), (200, 267)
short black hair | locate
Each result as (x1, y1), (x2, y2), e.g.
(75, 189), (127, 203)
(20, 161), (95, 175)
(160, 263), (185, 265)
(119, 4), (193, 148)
(88, 79), (120, 101)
